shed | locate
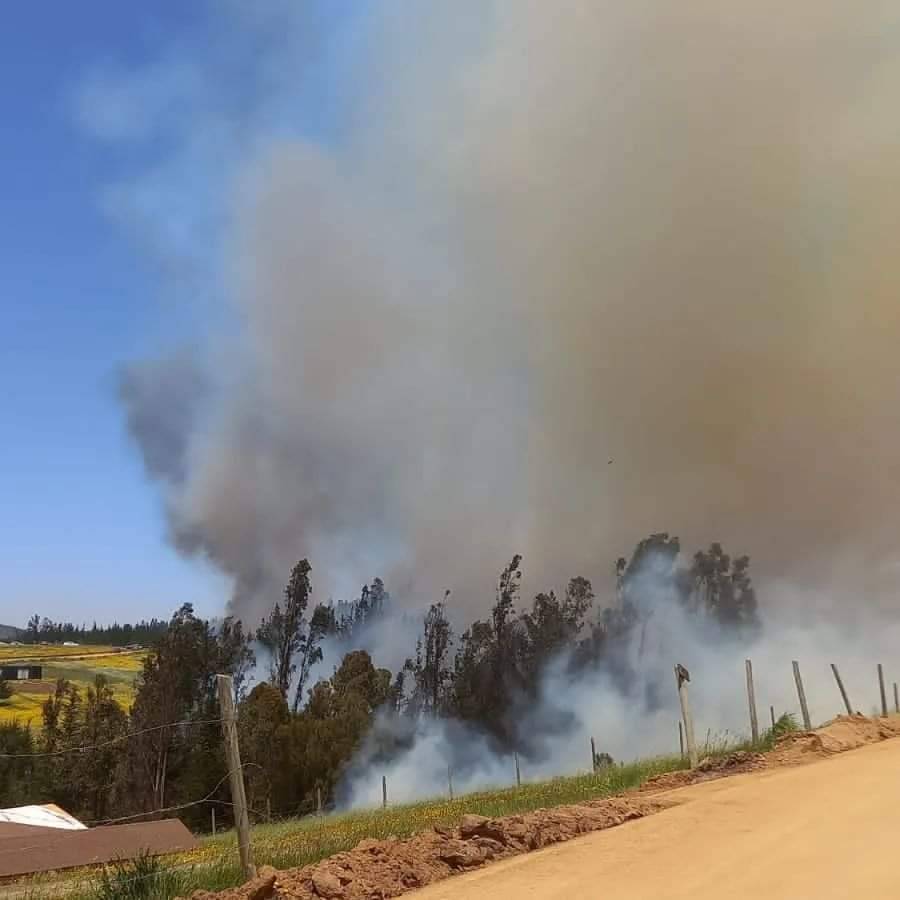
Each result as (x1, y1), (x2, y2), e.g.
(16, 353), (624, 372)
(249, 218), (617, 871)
(0, 664), (42, 681)
(0, 818), (198, 878)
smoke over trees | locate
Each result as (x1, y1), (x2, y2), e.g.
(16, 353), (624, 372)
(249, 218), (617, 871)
(0, 534), (760, 824)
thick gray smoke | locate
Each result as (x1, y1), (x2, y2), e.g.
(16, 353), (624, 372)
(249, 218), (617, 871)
(112, 2), (900, 621)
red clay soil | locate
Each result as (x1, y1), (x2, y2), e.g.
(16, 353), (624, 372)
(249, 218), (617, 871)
(183, 797), (670, 900)
(182, 714), (900, 900)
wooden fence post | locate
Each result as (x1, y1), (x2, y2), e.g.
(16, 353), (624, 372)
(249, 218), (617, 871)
(894, 682), (899, 715)
(514, 752), (521, 787)
(675, 664), (698, 768)
(770, 706), (775, 729)
(878, 664), (888, 717)
(448, 765), (454, 800)
(382, 776), (387, 809)
(216, 674), (256, 881)
(792, 661), (812, 731)
(590, 737), (597, 772)
(316, 786), (323, 816)
(745, 659), (759, 744)
(830, 664), (853, 716)
(211, 807), (216, 836)
(678, 721), (684, 758)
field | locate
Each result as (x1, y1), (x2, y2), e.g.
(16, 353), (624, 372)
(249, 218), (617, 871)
(0, 645), (145, 727)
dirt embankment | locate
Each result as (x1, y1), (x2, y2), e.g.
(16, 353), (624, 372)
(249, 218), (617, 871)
(183, 715), (900, 900)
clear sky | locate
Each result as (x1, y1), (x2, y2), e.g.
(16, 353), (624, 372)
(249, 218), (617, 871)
(0, 1), (366, 626)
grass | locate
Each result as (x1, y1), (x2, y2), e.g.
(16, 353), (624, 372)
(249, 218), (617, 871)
(21, 754), (691, 900)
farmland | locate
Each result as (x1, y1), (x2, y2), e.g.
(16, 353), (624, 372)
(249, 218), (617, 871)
(0, 645), (146, 727)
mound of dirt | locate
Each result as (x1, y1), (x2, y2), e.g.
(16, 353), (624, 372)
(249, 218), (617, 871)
(771, 714), (900, 765)
(180, 796), (670, 900)
(640, 750), (766, 793)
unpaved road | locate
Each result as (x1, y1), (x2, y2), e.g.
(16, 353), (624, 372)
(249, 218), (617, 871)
(411, 737), (900, 899)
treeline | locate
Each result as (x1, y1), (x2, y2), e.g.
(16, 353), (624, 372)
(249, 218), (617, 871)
(23, 615), (168, 646)
(0, 533), (756, 828)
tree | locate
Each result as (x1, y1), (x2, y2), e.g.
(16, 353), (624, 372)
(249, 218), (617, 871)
(407, 591), (454, 717)
(40, 679), (85, 814)
(76, 676), (128, 820)
(690, 544), (758, 627)
(257, 559), (313, 702)
(292, 603), (333, 713)
(268, 650), (392, 814)
(521, 577), (594, 683)
(331, 578), (390, 642)
(27, 614), (40, 642)
(450, 556), (526, 744)
(122, 603), (251, 816)
(217, 616), (256, 702)
(0, 723), (36, 808)
(239, 683), (289, 816)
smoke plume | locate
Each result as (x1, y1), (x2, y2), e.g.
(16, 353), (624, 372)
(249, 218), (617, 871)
(112, 1), (900, 619)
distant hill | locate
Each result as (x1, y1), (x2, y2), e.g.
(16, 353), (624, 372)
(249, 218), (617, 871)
(0, 624), (23, 642)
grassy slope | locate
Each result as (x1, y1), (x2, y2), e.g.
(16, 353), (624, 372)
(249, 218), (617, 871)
(25, 755), (689, 899)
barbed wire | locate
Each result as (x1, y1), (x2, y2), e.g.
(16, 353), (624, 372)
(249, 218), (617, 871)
(0, 716), (224, 759)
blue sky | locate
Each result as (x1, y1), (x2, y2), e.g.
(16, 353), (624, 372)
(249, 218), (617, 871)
(0, 1), (367, 626)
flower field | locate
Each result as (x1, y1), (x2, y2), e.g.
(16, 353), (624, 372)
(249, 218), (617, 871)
(0, 646), (146, 727)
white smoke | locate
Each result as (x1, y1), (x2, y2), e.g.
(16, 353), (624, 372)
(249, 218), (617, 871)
(338, 569), (900, 809)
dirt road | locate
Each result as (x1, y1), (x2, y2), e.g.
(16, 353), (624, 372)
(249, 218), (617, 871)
(410, 736), (900, 899)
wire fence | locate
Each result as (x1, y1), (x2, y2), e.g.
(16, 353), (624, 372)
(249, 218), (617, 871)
(0, 717), (224, 759)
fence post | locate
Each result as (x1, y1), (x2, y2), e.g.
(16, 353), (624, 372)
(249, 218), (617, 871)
(745, 659), (759, 744)
(382, 775), (387, 809)
(770, 706), (775, 729)
(216, 674), (256, 881)
(211, 807), (216, 836)
(590, 737), (597, 772)
(678, 721), (684, 758)
(877, 664), (888, 717)
(830, 664), (853, 716)
(448, 765), (454, 800)
(674, 664), (698, 768)
(316, 786), (323, 816)
(514, 752), (521, 787)
(792, 661), (812, 731)
(894, 682), (899, 715)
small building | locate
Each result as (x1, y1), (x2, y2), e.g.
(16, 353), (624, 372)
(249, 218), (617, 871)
(0, 664), (42, 681)
(0, 804), (197, 879)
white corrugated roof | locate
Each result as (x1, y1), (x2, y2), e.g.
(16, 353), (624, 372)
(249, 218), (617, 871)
(0, 804), (86, 830)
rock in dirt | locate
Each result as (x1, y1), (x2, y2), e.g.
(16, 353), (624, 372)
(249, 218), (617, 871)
(311, 870), (344, 898)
